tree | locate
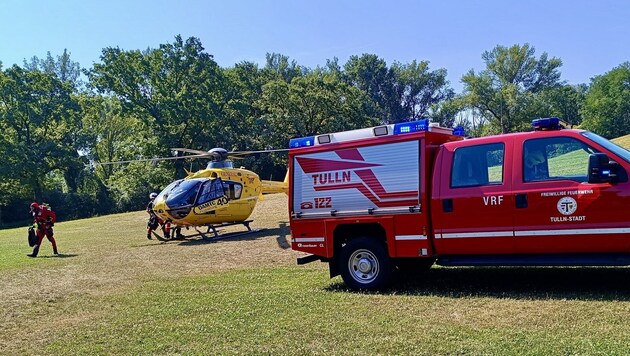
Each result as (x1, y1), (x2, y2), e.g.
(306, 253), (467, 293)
(343, 54), (397, 122)
(534, 84), (586, 127)
(580, 63), (630, 138)
(343, 54), (453, 123)
(263, 53), (305, 83)
(391, 60), (454, 121)
(21, 50), (87, 192)
(462, 44), (563, 133)
(0, 65), (81, 199)
(80, 96), (146, 181)
(430, 96), (468, 130)
(88, 35), (229, 178)
(23, 49), (83, 88)
(259, 69), (378, 148)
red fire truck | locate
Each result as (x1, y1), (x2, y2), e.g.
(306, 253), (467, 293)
(288, 118), (630, 290)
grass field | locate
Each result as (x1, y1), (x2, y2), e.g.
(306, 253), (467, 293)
(3, 195), (630, 354)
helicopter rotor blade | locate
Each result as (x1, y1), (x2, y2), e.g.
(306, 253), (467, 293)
(171, 148), (213, 156)
(95, 154), (211, 166)
(173, 147), (289, 160)
(97, 147), (289, 166)
(227, 148), (289, 158)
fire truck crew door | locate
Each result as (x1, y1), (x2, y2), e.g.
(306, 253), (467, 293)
(513, 136), (630, 254)
(432, 140), (515, 255)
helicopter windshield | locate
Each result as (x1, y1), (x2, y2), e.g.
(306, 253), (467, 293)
(162, 178), (206, 209)
(155, 180), (181, 203)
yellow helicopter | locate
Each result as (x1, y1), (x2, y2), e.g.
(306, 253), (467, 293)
(101, 147), (288, 240)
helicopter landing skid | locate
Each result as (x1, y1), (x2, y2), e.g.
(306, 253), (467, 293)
(189, 220), (262, 241)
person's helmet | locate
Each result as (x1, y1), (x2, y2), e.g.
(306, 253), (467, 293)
(29, 202), (39, 212)
(149, 192), (158, 199)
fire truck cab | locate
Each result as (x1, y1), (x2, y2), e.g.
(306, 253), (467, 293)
(289, 118), (630, 291)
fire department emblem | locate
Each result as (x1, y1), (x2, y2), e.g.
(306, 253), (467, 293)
(557, 197), (577, 215)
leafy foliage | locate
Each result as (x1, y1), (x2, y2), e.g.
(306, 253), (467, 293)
(580, 63), (630, 138)
(2, 38), (629, 225)
(0, 65), (81, 198)
(462, 44), (565, 133)
(343, 54), (453, 123)
(88, 35), (228, 178)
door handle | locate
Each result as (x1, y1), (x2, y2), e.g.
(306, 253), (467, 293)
(442, 198), (453, 212)
(515, 193), (528, 208)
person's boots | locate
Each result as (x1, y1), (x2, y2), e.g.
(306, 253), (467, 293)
(51, 239), (59, 255)
(27, 245), (40, 257)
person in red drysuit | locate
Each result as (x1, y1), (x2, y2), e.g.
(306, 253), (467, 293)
(28, 202), (59, 257)
(146, 192), (170, 240)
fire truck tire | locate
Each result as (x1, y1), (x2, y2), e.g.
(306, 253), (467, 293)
(340, 237), (393, 291)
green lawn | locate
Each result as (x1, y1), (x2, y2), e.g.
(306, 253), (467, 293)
(612, 134), (630, 148)
(2, 193), (630, 354)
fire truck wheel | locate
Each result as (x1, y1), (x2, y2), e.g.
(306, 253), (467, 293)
(340, 237), (392, 291)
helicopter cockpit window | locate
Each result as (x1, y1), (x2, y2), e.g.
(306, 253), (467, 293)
(223, 182), (243, 200)
(197, 178), (226, 205)
(164, 178), (205, 208)
(155, 180), (181, 203)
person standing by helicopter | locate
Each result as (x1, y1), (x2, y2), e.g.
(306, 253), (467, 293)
(27, 202), (58, 257)
(146, 192), (170, 240)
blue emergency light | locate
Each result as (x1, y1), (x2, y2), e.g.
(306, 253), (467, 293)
(453, 126), (466, 136)
(532, 117), (561, 130)
(393, 119), (429, 135)
(289, 136), (315, 148)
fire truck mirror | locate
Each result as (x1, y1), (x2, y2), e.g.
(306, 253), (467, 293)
(588, 153), (614, 184)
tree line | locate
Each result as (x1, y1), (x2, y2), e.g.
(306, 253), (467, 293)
(1, 35), (629, 226)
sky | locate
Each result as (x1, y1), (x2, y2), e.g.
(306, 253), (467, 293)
(1, 0), (629, 92)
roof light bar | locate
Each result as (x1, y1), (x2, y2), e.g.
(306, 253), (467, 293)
(532, 117), (561, 131)
(289, 136), (315, 148)
(393, 119), (429, 135)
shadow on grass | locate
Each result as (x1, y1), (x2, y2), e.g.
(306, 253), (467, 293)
(36, 253), (79, 259)
(174, 221), (291, 247)
(325, 267), (630, 301)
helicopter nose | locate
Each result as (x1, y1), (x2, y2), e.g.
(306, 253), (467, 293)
(152, 200), (172, 220)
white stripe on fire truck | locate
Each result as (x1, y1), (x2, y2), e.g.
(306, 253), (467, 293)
(395, 235), (427, 241)
(515, 227), (630, 236)
(438, 227), (630, 239)
(293, 237), (325, 243)
(439, 231), (513, 239)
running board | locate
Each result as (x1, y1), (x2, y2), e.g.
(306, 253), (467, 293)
(436, 253), (630, 267)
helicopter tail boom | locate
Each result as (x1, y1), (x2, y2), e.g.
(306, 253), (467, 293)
(261, 171), (289, 195)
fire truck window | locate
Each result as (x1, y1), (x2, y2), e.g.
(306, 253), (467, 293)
(451, 143), (504, 188)
(523, 138), (595, 183)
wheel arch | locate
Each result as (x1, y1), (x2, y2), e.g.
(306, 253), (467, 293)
(328, 222), (388, 278)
